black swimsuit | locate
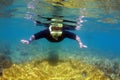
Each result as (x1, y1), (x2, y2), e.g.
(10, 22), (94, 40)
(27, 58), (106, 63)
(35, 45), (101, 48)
(34, 29), (76, 42)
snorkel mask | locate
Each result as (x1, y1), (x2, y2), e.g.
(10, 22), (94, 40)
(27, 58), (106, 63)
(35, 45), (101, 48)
(49, 22), (63, 38)
(51, 18), (63, 23)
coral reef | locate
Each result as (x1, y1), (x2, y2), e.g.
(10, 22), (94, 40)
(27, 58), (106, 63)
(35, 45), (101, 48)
(0, 42), (13, 76)
(0, 55), (12, 69)
(0, 42), (11, 55)
(0, 66), (3, 76)
(94, 60), (120, 80)
(0, 59), (110, 80)
(58, 51), (120, 80)
(0, 54), (13, 77)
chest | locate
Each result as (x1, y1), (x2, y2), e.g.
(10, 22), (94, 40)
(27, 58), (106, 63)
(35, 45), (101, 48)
(45, 33), (64, 42)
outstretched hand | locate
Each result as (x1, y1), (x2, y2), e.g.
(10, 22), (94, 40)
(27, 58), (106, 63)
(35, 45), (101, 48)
(80, 44), (87, 48)
(21, 39), (30, 44)
(79, 42), (87, 48)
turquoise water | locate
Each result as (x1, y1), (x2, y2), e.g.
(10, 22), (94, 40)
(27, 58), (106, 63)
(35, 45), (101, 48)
(0, 0), (120, 66)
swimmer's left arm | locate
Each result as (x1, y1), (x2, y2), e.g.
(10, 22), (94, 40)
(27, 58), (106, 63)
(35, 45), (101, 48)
(75, 35), (87, 48)
(65, 31), (87, 48)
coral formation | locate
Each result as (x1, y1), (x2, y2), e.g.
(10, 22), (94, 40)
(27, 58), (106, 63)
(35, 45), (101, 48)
(0, 59), (110, 80)
(0, 54), (13, 77)
(0, 55), (12, 69)
(94, 60), (120, 80)
(0, 42), (11, 55)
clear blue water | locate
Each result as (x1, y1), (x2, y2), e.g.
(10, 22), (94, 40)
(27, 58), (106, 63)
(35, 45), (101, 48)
(0, 0), (120, 64)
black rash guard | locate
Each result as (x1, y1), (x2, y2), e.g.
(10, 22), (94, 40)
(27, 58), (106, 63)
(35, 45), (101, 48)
(34, 29), (76, 42)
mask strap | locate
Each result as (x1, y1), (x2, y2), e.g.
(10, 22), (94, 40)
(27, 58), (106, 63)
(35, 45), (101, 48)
(49, 25), (52, 32)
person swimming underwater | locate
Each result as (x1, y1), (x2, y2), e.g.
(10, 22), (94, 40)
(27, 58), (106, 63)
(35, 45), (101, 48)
(21, 17), (87, 48)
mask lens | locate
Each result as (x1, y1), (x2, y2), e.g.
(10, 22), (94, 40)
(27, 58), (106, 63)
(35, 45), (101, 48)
(51, 27), (62, 31)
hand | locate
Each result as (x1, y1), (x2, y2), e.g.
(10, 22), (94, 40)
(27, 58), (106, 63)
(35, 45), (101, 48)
(79, 43), (87, 48)
(21, 39), (30, 44)
(80, 44), (87, 48)
(75, 26), (80, 30)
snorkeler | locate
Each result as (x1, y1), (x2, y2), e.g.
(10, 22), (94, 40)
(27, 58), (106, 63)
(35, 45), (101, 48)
(21, 18), (87, 48)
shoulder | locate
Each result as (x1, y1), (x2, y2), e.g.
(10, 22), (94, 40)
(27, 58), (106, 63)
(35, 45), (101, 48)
(63, 30), (74, 35)
(38, 29), (50, 35)
(63, 30), (76, 39)
(41, 29), (49, 33)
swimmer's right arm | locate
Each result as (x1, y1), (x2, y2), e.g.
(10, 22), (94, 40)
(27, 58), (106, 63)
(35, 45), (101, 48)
(21, 35), (35, 44)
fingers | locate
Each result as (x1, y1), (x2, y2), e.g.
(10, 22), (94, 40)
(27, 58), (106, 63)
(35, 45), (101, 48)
(75, 26), (80, 30)
(80, 44), (87, 48)
(20, 39), (29, 44)
(83, 45), (87, 48)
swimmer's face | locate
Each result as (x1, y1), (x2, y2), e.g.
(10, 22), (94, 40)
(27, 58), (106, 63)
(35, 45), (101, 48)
(49, 24), (63, 39)
(51, 26), (62, 31)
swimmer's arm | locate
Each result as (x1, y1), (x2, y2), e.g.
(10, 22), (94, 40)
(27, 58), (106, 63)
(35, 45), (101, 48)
(21, 35), (35, 44)
(75, 35), (87, 48)
(21, 30), (47, 44)
(65, 31), (87, 48)
(63, 24), (80, 30)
